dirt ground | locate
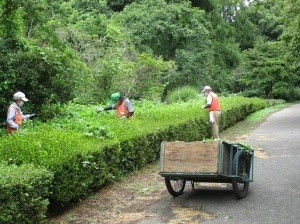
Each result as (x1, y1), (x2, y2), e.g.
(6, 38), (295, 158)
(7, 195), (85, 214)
(47, 162), (166, 224)
(46, 120), (261, 224)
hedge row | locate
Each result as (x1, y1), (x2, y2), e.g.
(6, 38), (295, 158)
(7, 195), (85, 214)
(0, 163), (53, 224)
(0, 96), (266, 223)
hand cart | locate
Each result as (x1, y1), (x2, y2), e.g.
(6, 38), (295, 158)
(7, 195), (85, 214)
(159, 140), (254, 199)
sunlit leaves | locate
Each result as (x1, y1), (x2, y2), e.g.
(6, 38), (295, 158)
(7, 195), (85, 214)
(281, 0), (300, 58)
(240, 40), (292, 98)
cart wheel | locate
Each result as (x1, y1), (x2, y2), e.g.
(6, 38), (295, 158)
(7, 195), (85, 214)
(232, 150), (251, 199)
(165, 176), (186, 197)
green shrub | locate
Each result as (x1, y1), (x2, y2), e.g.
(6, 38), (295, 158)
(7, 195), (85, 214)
(265, 99), (286, 106)
(0, 96), (267, 213)
(0, 162), (53, 224)
(166, 86), (200, 104)
(38, 102), (64, 121)
(237, 89), (262, 98)
(272, 87), (300, 102)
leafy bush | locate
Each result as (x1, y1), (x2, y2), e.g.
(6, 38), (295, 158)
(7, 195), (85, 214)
(38, 102), (64, 121)
(265, 99), (286, 106)
(272, 86), (300, 101)
(0, 35), (95, 123)
(0, 162), (53, 224)
(0, 96), (267, 213)
(166, 86), (200, 103)
(237, 89), (263, 98)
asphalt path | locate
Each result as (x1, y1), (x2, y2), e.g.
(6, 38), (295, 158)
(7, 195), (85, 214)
(133, 103), (300, 224)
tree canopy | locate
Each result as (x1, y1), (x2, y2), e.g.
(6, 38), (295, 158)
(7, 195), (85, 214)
(0, 0), (299, 122)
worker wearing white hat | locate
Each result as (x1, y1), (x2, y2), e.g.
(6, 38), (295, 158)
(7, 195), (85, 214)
(201, 86), (221, 139)
(6, 91), (35, 134)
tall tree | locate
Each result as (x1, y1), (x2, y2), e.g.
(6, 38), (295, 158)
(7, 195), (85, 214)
(203, 0), (244, 92)
(281, 0), (300, 58)
(232, 7), (258, 50)
(112, 0), (214, 90)
(240, 39), (294, 99)
(246, 0), (283, 41)
(280, 0), (300, 98)
(91, 22), (175, 101)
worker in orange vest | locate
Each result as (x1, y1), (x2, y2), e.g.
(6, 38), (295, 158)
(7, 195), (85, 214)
(201, 86), (221, 140)
(97, 92), (134, 119)
(6, 91), (35, 134)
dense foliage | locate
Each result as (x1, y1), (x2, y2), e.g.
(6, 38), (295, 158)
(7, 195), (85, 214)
(0, 97), (266, 211)
(0, 0), (298, 221)
(166, 86), (199, 103)
(1, 0), (299, 123)
(0, 162), (53, 224)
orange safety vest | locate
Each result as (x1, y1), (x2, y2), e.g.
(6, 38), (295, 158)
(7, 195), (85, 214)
(116, 100), (134, 119)
(209, 93), (221, 112)
(7, 105), (23, 133)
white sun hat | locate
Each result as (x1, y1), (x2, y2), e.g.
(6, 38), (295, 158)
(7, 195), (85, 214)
(201, 86), (212, 93)
(13, 91), (28, 101)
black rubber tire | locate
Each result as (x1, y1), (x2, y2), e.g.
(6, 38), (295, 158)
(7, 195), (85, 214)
(165, 176), (186, 197)
(232, 150), (251, 199)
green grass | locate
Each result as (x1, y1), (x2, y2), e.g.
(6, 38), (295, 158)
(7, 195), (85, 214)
(222, 103), (291, 139)
(246, 103), (291, 122)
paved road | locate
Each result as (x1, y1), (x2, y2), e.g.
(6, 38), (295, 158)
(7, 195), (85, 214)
(133, 103), (300, 224)
(203, 103), (300, 224)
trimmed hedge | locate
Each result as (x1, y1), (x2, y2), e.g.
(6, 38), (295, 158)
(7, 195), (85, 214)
(0, 96), (267, 221)
(0, 163), (53, 224)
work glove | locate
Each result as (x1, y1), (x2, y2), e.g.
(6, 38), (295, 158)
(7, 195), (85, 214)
(30, 113), (36, 118)
(96, 108), (104, 113)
